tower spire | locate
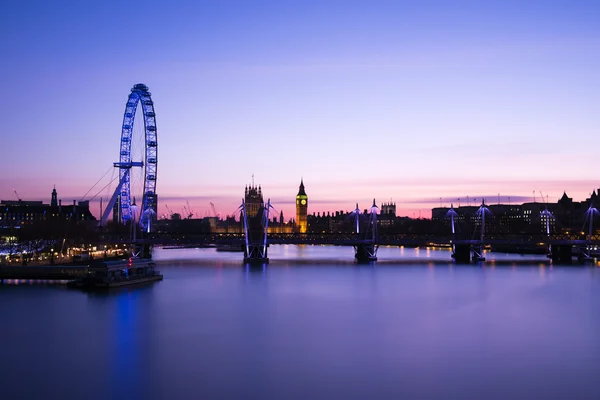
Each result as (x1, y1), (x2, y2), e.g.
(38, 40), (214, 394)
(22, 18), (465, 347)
(298, 178), (306, 196)
(296, 178), (308, 233)
(51, 185), (58, 207)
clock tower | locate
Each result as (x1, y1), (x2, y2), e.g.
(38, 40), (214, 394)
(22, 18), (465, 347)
(295, 178), (308, 233)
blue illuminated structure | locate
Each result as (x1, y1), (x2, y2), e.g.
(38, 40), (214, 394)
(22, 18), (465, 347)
(99, 84), (158, 232)
(352, 199), (379, 262)
(240, 197), (273, 264)
(472, 200), (492, 261)
(445, 204), (459, 235)
(580, 202), (599, 260)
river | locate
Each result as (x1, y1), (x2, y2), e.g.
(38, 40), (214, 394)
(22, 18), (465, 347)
(1, 245), (599, 399)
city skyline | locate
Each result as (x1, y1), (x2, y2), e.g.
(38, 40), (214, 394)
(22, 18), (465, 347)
(2, 1), (599, 220)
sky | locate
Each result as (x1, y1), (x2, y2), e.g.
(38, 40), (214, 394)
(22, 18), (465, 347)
(1, 0), (600, 220)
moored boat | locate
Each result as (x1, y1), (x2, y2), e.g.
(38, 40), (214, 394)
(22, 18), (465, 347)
(68, 257), (162, 289)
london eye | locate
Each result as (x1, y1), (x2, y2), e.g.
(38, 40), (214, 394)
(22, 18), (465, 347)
(100, 83), (158, 232)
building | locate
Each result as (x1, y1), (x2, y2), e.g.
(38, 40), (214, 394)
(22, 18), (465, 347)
(51, 186), (58, 207)
(379, 201), (396, 230)
(0, 186), (96, 234)
(381, 201), (396, 216)
(295, 179), (308, 233)
(268, 211), (294, 234)
(431, 189), (600, 235)
(245, 184), (263, 218)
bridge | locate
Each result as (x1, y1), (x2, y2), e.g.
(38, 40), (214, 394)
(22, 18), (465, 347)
(133, 232), (600, 262)
(160, 200), (382, 263)
(2, 231), (596, 282)
(141, 232), (600, 246)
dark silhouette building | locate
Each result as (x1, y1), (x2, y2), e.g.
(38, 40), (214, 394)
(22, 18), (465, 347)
(431, 189), (600, 235)
(0, 187), (96, 237)
(51, 186), (58, 207)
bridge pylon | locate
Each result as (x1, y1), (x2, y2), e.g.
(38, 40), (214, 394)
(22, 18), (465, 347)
(471, 200), (491, 262)
(445, 204), (463, 261)
(579, 202), (599, 261)
(540, 205), (554, 259)
(241, 198), (273, 264)
(352, 199), (379, 262)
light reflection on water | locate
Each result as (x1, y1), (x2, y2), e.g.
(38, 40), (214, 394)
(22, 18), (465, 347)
(1, 245), (600, 399)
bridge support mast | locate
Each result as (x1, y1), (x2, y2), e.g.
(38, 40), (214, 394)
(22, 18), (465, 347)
(541, 205), (553, 258)
(579, 203), (598, 261)
(446, 204), (461, 261)
(241, 198), (272, 264)
(354, 199), (379, 262)
(472, 200), (489, 262)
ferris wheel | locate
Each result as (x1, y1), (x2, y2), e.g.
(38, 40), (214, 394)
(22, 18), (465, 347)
(100, 83), (158, 232)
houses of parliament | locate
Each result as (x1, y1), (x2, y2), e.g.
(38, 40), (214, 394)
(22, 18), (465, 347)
(242, 179), (308, 234)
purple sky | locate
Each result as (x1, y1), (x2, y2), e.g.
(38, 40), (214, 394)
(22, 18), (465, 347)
(1, 0), (599, 220)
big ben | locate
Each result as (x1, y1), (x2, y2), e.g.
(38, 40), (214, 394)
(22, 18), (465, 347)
(296, 178), (308, 233)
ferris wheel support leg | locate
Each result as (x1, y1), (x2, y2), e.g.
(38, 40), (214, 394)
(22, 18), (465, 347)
(99, 169), (130, 227)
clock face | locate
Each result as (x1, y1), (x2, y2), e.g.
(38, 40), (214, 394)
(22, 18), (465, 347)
(301, 199), (306, 205)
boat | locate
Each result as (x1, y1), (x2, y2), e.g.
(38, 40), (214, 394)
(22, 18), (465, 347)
(68, 256), (162, 289)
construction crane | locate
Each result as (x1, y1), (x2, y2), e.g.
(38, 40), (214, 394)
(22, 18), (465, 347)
(182, 204), (193, 219)
(186, 200), (194, 219)
(210, 202), (219, 218)
(13, 189), (21, 201)
(164, 204), (174, 219)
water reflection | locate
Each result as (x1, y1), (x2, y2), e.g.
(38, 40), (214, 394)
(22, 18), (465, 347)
(244, 263), (267, 280)
(2, 246), (600, 399)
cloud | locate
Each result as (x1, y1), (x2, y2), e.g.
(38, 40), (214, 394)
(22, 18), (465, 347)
(403, 195), (534, 205)
(271, 198), (350, 205)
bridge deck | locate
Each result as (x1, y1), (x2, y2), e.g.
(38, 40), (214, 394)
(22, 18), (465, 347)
(139, 233), (600, 247)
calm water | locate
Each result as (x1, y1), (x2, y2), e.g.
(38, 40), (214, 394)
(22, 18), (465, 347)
(2, 246), (600, 399)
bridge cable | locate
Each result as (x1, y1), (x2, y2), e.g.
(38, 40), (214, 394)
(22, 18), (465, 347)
(104, 167), (116, 207)
(79, 165), (114, 201)
(88, 174), (120, 203)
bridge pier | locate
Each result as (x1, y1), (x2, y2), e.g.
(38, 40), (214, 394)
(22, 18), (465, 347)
(244, 244), (269, 265)
(140, 243), (152, 259)
(351, 200), (379, 262)
(451, 244), (471, 263)
(472, 245), (486, 262)
(577, 244), (593, 262)
(354, 244), (378, 262)
(551, 245), (572, 263)
(451, 244), (485, 263)
(241, 197), (272, 265)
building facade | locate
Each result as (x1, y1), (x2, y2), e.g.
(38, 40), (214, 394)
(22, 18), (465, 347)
(0, 187), (96, 235)
(245, 184), (263, 218)
(431, 190), (600, 235)
(381, 201), (396, 216)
